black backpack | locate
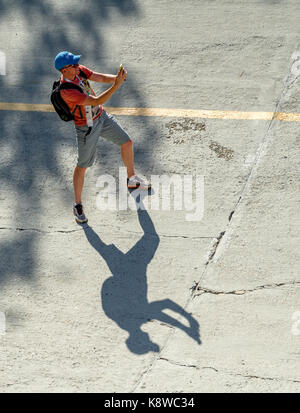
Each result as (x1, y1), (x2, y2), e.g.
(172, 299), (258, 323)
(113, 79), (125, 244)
(50, 70), (88, 122)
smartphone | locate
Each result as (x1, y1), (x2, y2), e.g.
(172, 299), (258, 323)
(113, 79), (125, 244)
(119, 64), (126, 81)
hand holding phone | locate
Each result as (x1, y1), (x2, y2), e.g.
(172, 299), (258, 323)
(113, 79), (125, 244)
(119, 63), (126, 81)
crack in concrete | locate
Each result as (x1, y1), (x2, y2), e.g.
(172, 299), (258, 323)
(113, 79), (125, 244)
(99, 223), (214, 240)
(159, 357), (218, 372)
(189, 47), (300, 300)
(193, 280), (300, 297)
(0, 226), (214, 240)
(158, 357), (300, 384)
(131, 328), (177, 392)
(148, 320), (175, 329)
(0, 227), (82, 234)
(231, 372), (300, 384)
(204, 231), (226, 265)
(131, 50), (300, 393)
(159, 234), (213, 240)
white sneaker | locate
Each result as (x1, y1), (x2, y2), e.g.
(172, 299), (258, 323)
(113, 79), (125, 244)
(127, 175), (151, 190)
(73, 203), (88, 224)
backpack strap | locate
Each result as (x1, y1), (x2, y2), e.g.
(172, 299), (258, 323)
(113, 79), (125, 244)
(71, 104), (83, 119)
(79, 69), (88, 79)
(59, 82), (83, 93)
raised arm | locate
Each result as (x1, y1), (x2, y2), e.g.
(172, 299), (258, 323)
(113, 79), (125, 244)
(89, 72), (116, 83)
(83, 68), (127, 106)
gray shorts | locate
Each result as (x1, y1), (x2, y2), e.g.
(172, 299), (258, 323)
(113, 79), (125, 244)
(74, 109), (130, 168)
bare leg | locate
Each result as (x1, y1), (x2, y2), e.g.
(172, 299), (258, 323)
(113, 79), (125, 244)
(121, 140), (135, 178)
(73, 166), (87, 204)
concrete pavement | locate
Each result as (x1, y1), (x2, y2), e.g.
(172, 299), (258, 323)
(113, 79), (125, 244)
(0, 0), (299, 392)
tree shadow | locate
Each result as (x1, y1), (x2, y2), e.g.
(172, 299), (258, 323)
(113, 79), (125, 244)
(0, 0), (164, 285)
(83, 196), (201, 354)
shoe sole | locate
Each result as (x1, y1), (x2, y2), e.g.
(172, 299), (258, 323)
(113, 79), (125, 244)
(73, 210), (88, 224)
(127, 185), (151, 190)
(127, 181), (151, 190)
(75, 217), (88, 224)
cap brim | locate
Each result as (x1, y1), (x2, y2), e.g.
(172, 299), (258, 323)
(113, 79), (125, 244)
(73, 55), (81, 64)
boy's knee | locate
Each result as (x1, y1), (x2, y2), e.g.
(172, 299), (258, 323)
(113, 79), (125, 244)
(75, 165), (87, 173)
(122, 139), (132, 148)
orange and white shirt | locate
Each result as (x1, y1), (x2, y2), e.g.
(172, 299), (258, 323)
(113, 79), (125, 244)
(60, 65), (103, 127)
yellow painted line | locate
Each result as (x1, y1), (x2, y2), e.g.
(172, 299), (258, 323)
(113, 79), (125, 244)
(274, 112), (300, 122)
(0, 102), (300, 122)
(0, 102), (54, 112)
(105, 107), (276, 120)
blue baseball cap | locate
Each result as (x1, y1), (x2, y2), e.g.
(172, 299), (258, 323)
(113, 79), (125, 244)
(54, 51), (81, 70)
